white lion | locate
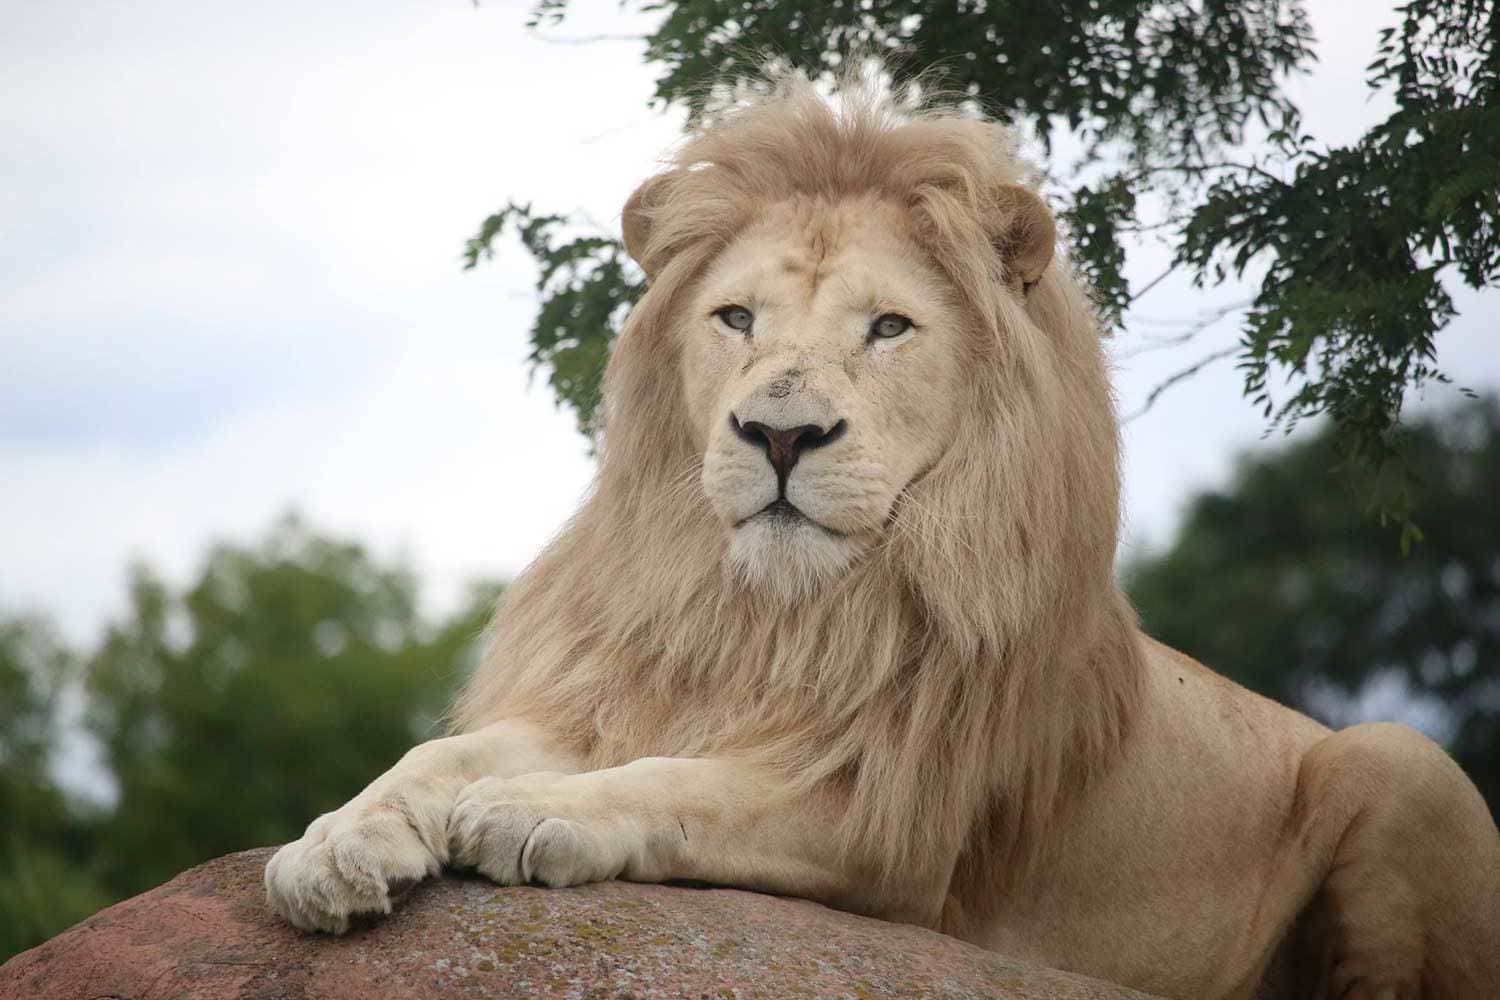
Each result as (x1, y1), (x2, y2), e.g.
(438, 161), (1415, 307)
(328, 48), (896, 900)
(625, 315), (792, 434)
(266, 71), (1500, 998)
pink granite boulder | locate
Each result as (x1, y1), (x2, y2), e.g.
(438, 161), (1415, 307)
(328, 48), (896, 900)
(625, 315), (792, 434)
(0, 848), (1154, 999)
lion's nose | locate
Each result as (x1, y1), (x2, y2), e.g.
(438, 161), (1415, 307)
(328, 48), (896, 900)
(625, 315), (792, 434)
(730, 414), (848, 489)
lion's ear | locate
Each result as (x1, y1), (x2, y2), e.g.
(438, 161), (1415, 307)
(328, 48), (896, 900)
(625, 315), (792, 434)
(991, 184), (1056, 291)
(621, 171), (679, 279)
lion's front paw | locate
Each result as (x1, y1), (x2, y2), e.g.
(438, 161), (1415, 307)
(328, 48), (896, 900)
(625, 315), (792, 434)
(264, 802), (442, 934)
(448, 774), (627, 889)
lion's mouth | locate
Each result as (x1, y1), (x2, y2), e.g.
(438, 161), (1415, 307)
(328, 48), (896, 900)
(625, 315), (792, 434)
(737, 498), (846, 537)
(760, 498), (803, 522)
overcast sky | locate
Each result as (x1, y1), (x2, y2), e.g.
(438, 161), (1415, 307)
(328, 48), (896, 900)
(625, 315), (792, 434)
(4, 0), (1497, 649)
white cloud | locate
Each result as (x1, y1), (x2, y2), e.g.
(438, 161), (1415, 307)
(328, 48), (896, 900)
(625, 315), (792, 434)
(1, 0), (680, 643)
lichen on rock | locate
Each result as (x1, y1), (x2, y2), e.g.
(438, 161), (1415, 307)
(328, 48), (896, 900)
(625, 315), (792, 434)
(0, 848), (1155, 999)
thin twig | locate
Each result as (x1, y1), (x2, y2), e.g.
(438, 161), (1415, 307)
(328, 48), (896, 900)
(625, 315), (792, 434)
(574, 209), (617, 240)
(1121, 346), (1239, 423)
(1117, 298), (1253, 357)
(530, 32), (647, 45)
(1127, 266), (1176, 303)
(1123, 160), (1288, 188)
(579, 117), (658, 146)
(1117, 327), (1210, 356)
(1117, 218), (1182, 236)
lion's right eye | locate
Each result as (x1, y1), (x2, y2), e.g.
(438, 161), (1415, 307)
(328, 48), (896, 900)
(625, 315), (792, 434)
(869, 313), (914, 340)
(713, 305), (755, 333)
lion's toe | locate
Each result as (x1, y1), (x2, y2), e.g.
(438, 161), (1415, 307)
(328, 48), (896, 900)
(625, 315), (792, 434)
(448, 779), (541, 885)
(522, 817), (609, 888)
(447, 775), (622, 889)
(265, 808), (438, 934)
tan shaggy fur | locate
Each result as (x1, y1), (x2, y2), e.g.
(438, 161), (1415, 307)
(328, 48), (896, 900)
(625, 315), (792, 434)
(451, 74), (1140, 887)
(266, 70), (1500, 999)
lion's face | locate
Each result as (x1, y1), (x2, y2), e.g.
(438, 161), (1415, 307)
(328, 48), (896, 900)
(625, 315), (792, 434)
(679, 196), (970, 594)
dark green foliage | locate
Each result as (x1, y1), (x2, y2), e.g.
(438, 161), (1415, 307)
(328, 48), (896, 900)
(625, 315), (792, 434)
(481, 0), (1497, 526)
(0, 517), (501, 962)
(0, 616), (67, 796)
(465, 204), (643, 438)
(636, 0), (1311, 156)
(85, 515), (499, 898)
(1179, 0), (1499, 536)
(0, 616), (111, 960)
(1126, 397), (1500, 816)
(485, 0), (1314, 433)
(1059, 175), (1139, 328)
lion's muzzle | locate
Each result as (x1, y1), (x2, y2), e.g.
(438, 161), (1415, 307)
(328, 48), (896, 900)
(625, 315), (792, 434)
(729, 413), (848, 492)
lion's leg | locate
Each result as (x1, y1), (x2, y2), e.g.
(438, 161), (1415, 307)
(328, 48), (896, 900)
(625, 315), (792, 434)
(445, 756), (953, 926)
(1299, 723), (1500, 999)
(1209, 723), (1499, 1000)
(1241, 723), (1500, 1000)
(265, 718), (581, 933)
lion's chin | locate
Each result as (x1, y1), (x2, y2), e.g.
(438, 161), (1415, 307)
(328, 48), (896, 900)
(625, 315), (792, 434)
(726, 513), (865, 603)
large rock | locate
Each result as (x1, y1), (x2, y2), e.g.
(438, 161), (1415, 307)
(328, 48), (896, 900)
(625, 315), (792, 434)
(0, 848), (1154, 999)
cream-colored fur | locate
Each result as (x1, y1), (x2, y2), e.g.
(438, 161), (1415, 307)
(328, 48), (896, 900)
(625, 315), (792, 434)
(266, 71), (1500, 998)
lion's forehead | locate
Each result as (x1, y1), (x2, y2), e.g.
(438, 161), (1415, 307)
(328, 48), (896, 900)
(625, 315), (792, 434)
(744, 195), (918, 264)
(705, 203), (946, 320)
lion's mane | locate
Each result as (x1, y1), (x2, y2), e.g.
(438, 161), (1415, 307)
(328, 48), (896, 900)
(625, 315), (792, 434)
(453, 71), (1145, 930)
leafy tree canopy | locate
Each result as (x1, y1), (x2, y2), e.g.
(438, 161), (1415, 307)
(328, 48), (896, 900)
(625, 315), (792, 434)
(0, 615), (68, 800)
(1, 518), (503, 962)
(474, 0), (1497, 533)
(84, 515), (500, 898)
(0, 615), (111, 960)
(1126, 396), (1500, 816)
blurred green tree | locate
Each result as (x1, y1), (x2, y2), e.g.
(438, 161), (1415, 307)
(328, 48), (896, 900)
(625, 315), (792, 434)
(1126, 397), (1500, 816)
(0, 615), (111, 960)
(84, 516), (501, 899)
(473, 0), (1498, 534)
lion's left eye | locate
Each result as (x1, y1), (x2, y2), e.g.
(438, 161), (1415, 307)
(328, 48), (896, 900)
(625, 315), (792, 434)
(714, 305), (755, 333)
(869, 313), (914, 339)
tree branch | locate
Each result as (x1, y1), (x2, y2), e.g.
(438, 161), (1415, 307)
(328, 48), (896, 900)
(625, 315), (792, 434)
(1127, 266), (1176, 303)
(1122, 345), (1239, 422)
(578, 116), (662, 146)
(1123, 160), (1288, 188)
(529, 32), (647, 45)
(1118, 298), (1253, 358)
